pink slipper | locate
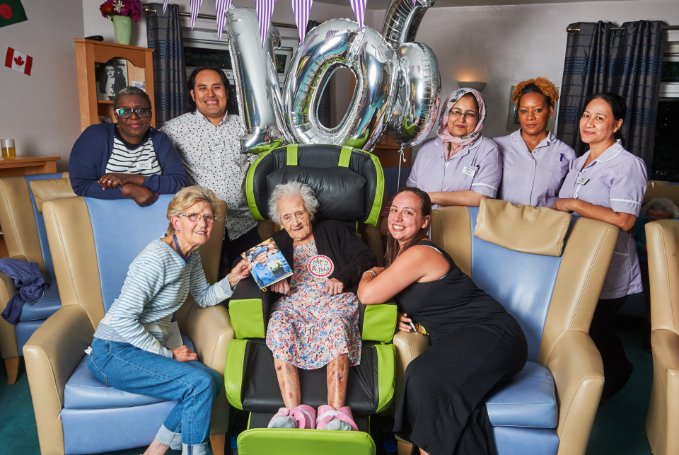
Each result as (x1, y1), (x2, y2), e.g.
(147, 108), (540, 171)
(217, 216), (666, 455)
(316, 405), (358, 431)
(290, 404), (316, 429)
(267, 405), (316, 429)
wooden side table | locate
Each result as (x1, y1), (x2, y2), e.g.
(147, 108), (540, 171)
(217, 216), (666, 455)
(0, 156), (60, 177)
(0, 156), (61, 257)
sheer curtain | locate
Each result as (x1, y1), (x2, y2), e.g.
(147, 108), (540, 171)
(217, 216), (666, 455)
(557, 21), (665, 169)
(145, 3), (188, 128)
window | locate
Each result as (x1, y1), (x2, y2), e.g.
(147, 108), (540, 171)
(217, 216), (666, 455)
(651, 40), (679, 181)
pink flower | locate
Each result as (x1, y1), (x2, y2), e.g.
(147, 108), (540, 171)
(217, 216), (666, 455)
(99, 0), (142, 23)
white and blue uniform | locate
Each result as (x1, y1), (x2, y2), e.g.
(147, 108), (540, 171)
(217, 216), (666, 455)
(558, 141), (647, 298)
(496, 130), (575, 207)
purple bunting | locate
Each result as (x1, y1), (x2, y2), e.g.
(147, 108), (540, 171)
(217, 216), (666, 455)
(189, 0), (202, 29)
(350, 0), (366, 30)
(255, 0), (276, 48)
(216, 0), (232, 39)
(292, 0), (313, 43)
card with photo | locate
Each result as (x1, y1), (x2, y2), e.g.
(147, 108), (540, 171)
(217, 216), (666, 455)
(242, 238), (293, 291)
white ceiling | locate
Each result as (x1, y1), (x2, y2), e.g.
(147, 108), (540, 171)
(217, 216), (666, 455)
(317, 0), (625, 9)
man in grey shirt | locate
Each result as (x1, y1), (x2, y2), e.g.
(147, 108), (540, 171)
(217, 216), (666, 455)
(161, 66), (261, 272)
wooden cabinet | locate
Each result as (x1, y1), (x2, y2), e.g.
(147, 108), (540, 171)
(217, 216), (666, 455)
(372, 134), (412, 168)
(74, 39), (155, 130)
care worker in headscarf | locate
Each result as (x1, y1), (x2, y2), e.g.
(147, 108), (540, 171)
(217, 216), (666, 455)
(406, 88), (501, 207)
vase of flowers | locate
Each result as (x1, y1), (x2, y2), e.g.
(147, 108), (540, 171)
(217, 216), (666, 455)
(100, 0), (142, 45)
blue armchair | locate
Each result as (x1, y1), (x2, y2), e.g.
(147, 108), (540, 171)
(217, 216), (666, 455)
(0, 173), (74, 383)
(23, 196), (231, 455)
(393, 200), (619, 455)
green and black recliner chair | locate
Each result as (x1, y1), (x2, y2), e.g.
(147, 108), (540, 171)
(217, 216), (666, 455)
(225, 144), (396, 455)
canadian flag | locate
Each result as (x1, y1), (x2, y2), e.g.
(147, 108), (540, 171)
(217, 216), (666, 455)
(4, 47), (32, 75)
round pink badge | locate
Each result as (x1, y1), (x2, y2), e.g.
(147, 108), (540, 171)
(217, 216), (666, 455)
(308, 255), (334, 278)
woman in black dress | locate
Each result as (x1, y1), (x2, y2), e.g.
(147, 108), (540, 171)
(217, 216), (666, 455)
(357, 187), (527, 455)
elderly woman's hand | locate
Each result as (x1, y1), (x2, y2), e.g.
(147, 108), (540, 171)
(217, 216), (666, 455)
(270, 279), (290, 295)
(324, 278), (345, 295)
(172, 345), (198, 362)
(228, 259), (251, 288)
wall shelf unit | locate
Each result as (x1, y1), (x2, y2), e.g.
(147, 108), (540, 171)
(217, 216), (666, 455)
(74, 39), (155, 130)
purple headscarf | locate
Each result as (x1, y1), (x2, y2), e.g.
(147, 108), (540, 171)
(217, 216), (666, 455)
(437, 88), (486, 155)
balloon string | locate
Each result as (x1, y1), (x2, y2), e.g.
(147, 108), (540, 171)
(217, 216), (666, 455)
(397, 145), (405, 193)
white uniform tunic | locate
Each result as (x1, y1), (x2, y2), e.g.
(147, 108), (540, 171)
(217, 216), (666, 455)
(495, 130), (575, 207)
(558, 141), (647, 299)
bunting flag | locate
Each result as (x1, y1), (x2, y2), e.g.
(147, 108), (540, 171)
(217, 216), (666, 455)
(255, 0), (276, 48)
(189, 0), (203, 29)
(4, 47), (32, 75)
(292, 0), (312, 43)
(215, 0), (232, 39)
(412, 0), (417, 5)
(0, 0), (27, 28)
(350, 0), (366, 30)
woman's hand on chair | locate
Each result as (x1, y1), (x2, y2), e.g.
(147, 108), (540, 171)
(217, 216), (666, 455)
(172, 345), (197, 362)
(398, 312), (415, 333)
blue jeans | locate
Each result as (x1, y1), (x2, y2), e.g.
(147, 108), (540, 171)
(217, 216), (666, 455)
(88, 338), (222, 455)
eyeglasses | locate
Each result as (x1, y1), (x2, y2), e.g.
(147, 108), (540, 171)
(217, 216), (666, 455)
(114, 107), (152, 119)
(448, 109), (479, 121)
(179, 212), (216, 223)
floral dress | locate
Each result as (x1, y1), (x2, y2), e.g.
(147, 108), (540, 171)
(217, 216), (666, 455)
(265, 241), (361, 369)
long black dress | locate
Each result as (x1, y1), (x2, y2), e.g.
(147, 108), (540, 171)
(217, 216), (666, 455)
(394, 241), (527, 455)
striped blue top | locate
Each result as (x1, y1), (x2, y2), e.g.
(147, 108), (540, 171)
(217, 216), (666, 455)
(93, 239), (232, 358)
(105, 136), (162, 176)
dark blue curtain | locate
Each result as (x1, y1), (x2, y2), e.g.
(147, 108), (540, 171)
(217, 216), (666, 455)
(145, 3), (187, 128)
(557, 21), (665, 170)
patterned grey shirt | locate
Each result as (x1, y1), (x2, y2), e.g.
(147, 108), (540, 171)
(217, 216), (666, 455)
(161, 111), (257, 240)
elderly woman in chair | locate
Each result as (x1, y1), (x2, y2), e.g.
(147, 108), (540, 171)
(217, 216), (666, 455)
(264, 182), (376, 431)
(87, 186), (250, 455)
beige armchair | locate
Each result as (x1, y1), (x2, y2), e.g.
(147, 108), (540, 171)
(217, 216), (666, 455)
(0, 173), (74, 384)
(23, 195), (232, 455)
(393, 200), (619, 455)
(645, 219), (679, 455)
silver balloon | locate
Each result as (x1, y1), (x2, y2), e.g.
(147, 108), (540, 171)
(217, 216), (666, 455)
(227, 8), (287, 152)
(381, 0), (436, 50)
(389, 42), (441, 147)
(283, 19), (399, 151)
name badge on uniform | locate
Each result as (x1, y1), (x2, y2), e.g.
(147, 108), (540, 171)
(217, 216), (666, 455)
(576, 176), (589, 186)
(308, 255), (334, 278)
(135, 161), (152, 171)
(462, 165), (478, 178)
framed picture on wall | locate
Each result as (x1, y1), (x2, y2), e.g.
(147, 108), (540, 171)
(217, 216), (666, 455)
(95, 59), (128, 101)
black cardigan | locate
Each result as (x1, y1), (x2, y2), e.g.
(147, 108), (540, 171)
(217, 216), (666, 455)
(273, 220), (377, 292)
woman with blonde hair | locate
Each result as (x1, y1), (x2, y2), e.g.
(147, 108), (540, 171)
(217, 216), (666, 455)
(87, 186), (250, 455)
(495, 77), (576, 207)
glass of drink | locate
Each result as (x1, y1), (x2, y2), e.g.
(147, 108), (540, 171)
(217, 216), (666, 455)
(1, 139), (16, 160)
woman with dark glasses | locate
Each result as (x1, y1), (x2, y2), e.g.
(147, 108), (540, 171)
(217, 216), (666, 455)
(69, 86), (187, 206)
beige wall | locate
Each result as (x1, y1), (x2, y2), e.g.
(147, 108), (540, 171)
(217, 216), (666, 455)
(0, 0), (83, 169)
